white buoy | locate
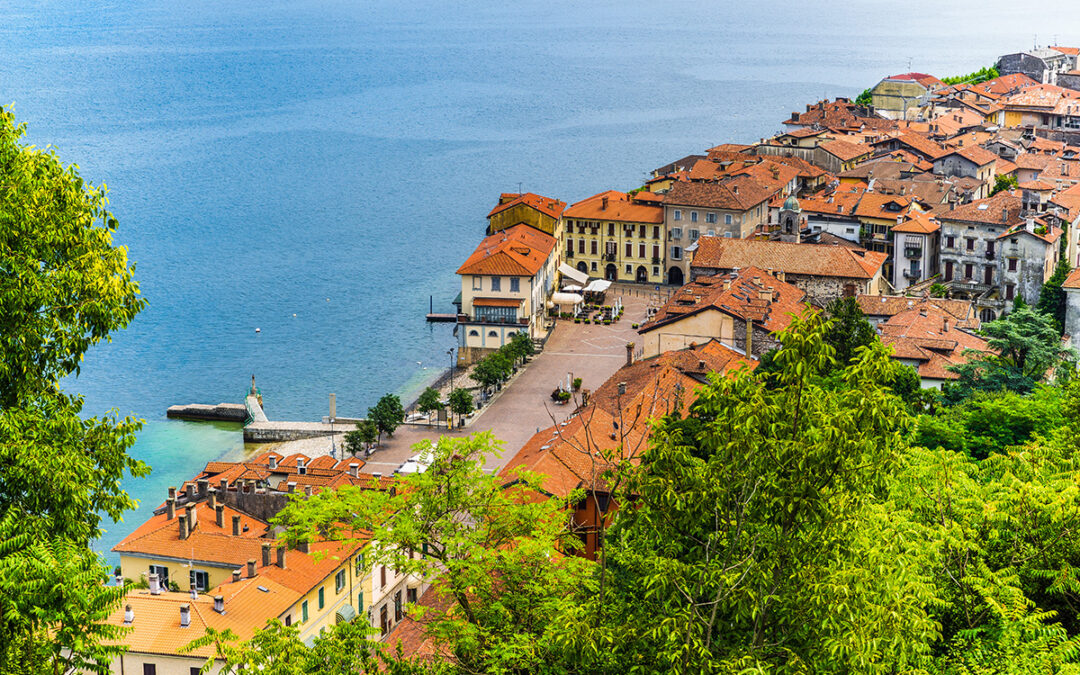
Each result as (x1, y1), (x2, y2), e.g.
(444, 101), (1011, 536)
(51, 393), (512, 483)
(255, 328), (261, 333)
(292, 313), (297, 317)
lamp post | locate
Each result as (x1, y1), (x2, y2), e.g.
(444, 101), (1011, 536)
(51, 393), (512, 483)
(446, 348), (455, 428)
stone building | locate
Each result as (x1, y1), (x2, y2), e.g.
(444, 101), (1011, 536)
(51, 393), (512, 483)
(1062, 267), (1080, 349)
(688, 236), (889, 302)
(890, 213), (941, 292)
(996, 48), (1075, 86)
(636, 266), (807, 359)
(932, 146), (998, 199)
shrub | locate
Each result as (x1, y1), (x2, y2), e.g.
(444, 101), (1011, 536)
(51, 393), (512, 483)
(572, 377), (582, 391)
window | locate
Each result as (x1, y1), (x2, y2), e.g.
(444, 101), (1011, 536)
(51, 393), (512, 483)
(690, 211), (698, 223)
(671, 246), (682, 260)
(964, 263), (973, 280)
(358, 591), (364, 611)
(724, 214), (732, 225)
(380, 606), (388, 635)
(625, 242), (632, 257)
(509, 277), (520, 292)
(1006, 283), (1015, 300)
(380, 566), (386, 588)
(143, 665), (156, 675)
(302, 600), (309, 622)
(689, 229), (699, 241)
(652, 245), (660, 260)
(578, 239), (585, 254)
(707, 229), (715, 236)
(966, 238), (974, 251)
(639, 225), (646, 238)
(986, 241), (995, 257)
(625, 264), (632, 275)
(945, 235), (955, 248)
(596, 493), (610, 512)
(336, 569), (346, 593)
(639, 243), (646, 258)
(472, 275), (481, 290)
(608, 223), (615, 236)
(671, 227), (682, 240)
(191, 668), (203, 675)
(355, 553), (365, 576)
(149, 564), (169, 588)
(673, 209), (682, 221)
(318, 587), (325, 609)
(407, 587), (418, 604)
(394, 591), (403, 622)
(653, 266), (659, 276)
(488, 330), (498, 337)
(590, 240), (598, 255)
(490, 276), (501, 292)
(189, 570), (208, 592)
(653, 226), (660, 239)
(944, 261), (953, 281)
(706, 212), (717, 224)
(1009, 258), (1017, 271)
(590, 261), (597, 271)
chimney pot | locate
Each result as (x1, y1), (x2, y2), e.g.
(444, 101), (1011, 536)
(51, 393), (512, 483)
(287, 482), (297, 493)
(124, 604), (134, 625)
(186, 484), (195, 501)
(214, 595), (224, 613)
(297, 540), (310, 554)
(231, 514), (241, 537)
(247, 559), (257, 578)
(215, 504), (224, 528)
(349, 463), (359, 477)
(207, 487), (217, 510)
(625, 342), (634, 367)
(617, 382), (627, 396)
(197, 479), (208, 498)
(261, 541), (272, 567)
(219, 478), (228, 494)
(167, 486), (177, 500)
(149, 573), (162, 595)
(166, 497), (175, 520)
(180, 604), (190, 628)
(304, 486), (313, 497)
(186, 505), (197, 531)
(178, 514), (189, 540)
(268, 455), (278, 470)
(276, 546), (287, 568)
(232, 569), (241, 583)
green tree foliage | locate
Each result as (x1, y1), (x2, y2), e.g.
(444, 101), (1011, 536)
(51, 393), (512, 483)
(940, 65), (999, 85)
(343, 419), (378, 456)
(508, 330), (534, 361)
(855, 88), (873, 105)
(275, 433), (593, 674)
(367, 394), (404, 443)
(0, 107), (147, 672)
(822, 296), (877, 367)
(415, 386), (442, 419)
(1036, 257), (1072, 334)
(915, 387), (1063, 459)
(929, 282), (949, 298)
(945, 305), (1077, 402)
(447, 388), (473, 426)
(992, 173), (1019, 196)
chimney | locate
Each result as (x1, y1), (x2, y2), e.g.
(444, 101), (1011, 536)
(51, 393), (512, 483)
(168, 486), (177, 500)
(186, 505), (197, 531)
(276, 546), (287, 569)
(287, 482), (297, 493)
(123, 605), (134, 625)
(197, 479), (208, 499)
(1003, 208), (1009, 223)
(246, 559), (257, 578)
(231, 514), (241, 537)
(897, 215), (904, 227)
(297, 458), (306, 475)
(746, 319), (754, 356)
(349, 463), (359, 478)
(207, 487), (217, 510)
(733, 185), (739, 195)
(625, 342), (634, 367)
(261, 541), (272, 567)
(214, 595), (225, 614)
(601, 195), (609, 209)
(698, 360), (706, 371)
(943, 317), (949, 331)
(297, 540), (310, 554)
(268, 455), (278, 470)
(178, 514), (189, 540)
(219, 478), (228, 494)
(166, 497), (175, 520)
(149, 573), (162, 595)
(215, 503), (224, 528)
(232, 569), (241, 583)
(617, 382), (627, 396)
(186, 484), (195, 501)
(304, 486), (313, 497)
(1027, 216), (1035, 231)
(180, 604), (190, 628)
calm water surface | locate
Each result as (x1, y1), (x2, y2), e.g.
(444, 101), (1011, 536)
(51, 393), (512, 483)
(1, 0), (1076, 561)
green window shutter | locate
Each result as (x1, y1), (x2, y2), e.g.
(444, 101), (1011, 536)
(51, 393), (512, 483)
(318, 587), (325, 609)
(358, 591), (364, 611)
(302, 600), (308, 622)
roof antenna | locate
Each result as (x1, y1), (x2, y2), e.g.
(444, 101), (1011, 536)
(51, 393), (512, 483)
(907, 56), (913, 70)
(518, 181), (523, 195)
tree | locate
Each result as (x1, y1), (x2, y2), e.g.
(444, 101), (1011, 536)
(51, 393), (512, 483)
(992, 174), (1018, 196)
(343, 419), (378, 456)
(855, 88), (873, 106)
(822, 296), (877, 368)
(447, 388), (473, 427)
(1036, 257), (1072, 334)
(946, 305), (1077, 401)
(0, 107), (147, 672)
(508, 330), (534, 362)
(367, 394), (404, 443)
(470, 355), (504, 394)
(274, 434), (593, 674)
(929, 282), (949, 298)
(415, 387), (442, 422)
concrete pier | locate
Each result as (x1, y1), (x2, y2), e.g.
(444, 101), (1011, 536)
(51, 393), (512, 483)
(243, 420), (343, 443)
(166, 403), (248, 422)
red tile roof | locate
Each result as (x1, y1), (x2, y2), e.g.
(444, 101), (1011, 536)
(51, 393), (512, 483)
(818, 138), (873, 161)
(939, 192), (1023, 227)
(691, 236), (888, 281)
(456, 224), (556, 277)
(879, 303), (988, 380)
(487, 192), (566, 220)
(891, 212), (940, 234)
(662, 176), (772, 211)
(563, 190), (664, 224)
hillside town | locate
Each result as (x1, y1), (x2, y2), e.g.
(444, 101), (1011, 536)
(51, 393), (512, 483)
(93, 45), (1080, 672)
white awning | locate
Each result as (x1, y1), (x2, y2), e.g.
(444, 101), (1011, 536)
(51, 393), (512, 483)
(583, 279), (612, 293)
(551, 292), (584, 306)
(562, 284), (583, 292)
(559, 263), (589, 285)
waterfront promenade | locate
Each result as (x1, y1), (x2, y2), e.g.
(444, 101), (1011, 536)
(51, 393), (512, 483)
(261, 285), (664, 473)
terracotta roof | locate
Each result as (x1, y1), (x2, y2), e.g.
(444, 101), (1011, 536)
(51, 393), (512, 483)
(662, 175), (772, 211)
(938, 192), (1023, 226)
(705, 143), (754, 154)
(563, 190), (664, 224)
(1013, 153), (1054, 171)
(456, 224), (555, 277)
(113, 501), (269, 567)
(853, 193), (917, 220)
(891, 212), (940, 234)
(886, 72), (944, 88)
(1018, 179), (1055, 190)
(818, 138), (872, 161)
(1064, 268), (1080, 290)
(939, 144), (998, 167)
(875, 132), (948, 160)
(639, 267), (806, 334)
(995, 158), (1018, 175)
(1051, 46), (1080, 56)
(1000, 84), (1080, 115)
(256, 539), (366, 595)
(977, 73), (1039, 95)
(487, 192), (566, 220)
(690, 236), (888, 280)
(856, 295), (979, 329)
(796, 186), (864, 216)
(878, 303), (988, 380)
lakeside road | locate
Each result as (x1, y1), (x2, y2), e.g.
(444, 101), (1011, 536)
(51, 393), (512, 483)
(269, 285), (667, 474)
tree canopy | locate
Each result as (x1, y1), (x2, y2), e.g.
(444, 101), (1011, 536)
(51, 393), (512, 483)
(368, 393), (404, 442)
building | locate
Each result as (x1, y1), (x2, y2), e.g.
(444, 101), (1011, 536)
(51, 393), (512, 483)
(855, 294), (980, 329)
(689, 236), (889, 301)
(878, 301), (989, 388)
(814, 139), (874, 173)
(562, 190), (665, 284)
(932, 146), (998, 198)
(993, 83), (1080, 132)
(637, 266), (806, 359)
(870, 72), (944, 120)
(996, 49), (1074, 86)
(500, 340), (756, 559)
(938, 191), (1062, 319)
(890, 213), (941, 292)
(486, 192), (566, 238)
(1062, 267), (1080, 348)
(455, 224), (557, 364)
(660, 177), (772, 286)
(851, 192), (925, 278)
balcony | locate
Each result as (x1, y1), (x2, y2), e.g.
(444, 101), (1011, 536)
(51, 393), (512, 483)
(565, 249), (574, 258)
(652, 256), (662, 264)
(460, 315), (528, 327)
(903, 268), (922, 280)
(904, 247), (922, 259)
(602, 253), (616, 262)
(985, 251), (995, 260)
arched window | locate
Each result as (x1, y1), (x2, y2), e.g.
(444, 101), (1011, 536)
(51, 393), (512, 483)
(979, 308), (996, 323)
(488, 330), (499, 338)
(468, 330), (479, 337)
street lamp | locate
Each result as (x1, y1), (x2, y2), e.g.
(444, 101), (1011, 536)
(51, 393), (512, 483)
(446, 348), (455, 428)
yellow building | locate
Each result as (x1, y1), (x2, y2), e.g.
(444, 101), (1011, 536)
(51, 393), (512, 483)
(562, 190), (666, 283)
(870, 72), (944, 120)
(455, 223), (558, 364)
(486, 192), (566, 237)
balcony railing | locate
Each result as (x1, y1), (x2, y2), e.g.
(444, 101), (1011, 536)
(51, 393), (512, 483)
(903, 268), (922, 279)
(459, 315), (529, 326)
(652, 256), (662, 264)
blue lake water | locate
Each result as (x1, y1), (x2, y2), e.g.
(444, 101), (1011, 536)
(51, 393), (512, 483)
(1, 0), (1077, 562)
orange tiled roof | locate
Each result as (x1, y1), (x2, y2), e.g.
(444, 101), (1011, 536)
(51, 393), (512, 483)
(691, 236), (888, 281)
(639, 266), (806, 335)
(853, 193), (917, 220)
(1063, 267), (1080, 290)
(563, 190), (664, 224)
(940, 192), (1023, 226)
(819, 138), (872, 161)
(891, 212), (940, 234)
(456, 224), (555, 277)
(662, 176), (772, 211)
(856, 295), (980, 329)
(879, 303), (988, 381)
(940, 144), (998, 167)
(113, 501), (268, 567)
(487, 192), (566, 220)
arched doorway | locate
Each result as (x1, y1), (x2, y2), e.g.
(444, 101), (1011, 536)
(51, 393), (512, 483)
(605, 264), (617, 280)
(636, 266), (648, 283)
(667, 267), (684, 286)
(979, 308), (997, 323)
(576, 261), (588, 275)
